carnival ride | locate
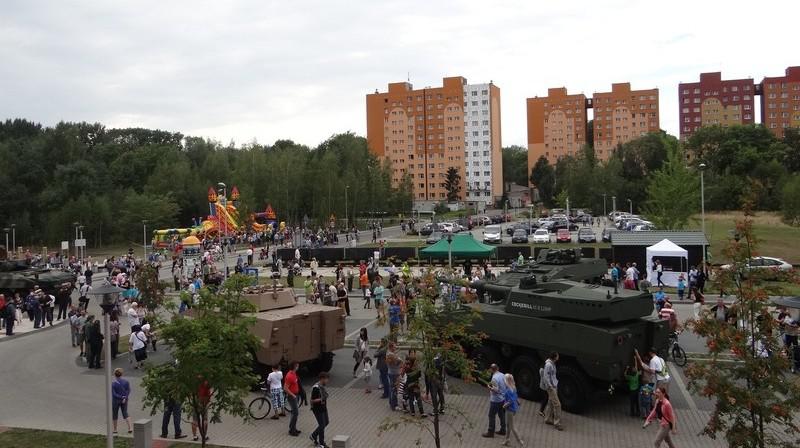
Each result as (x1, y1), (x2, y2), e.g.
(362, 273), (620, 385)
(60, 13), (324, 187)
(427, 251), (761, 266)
(152, 185), (284, 251)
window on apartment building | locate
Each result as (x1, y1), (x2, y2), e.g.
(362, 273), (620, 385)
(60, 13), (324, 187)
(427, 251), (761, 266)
(682, 89), (689, 95)
(473, 171), (480, 177)
(472, 151), (479, 156)
(693, 88), (700, 94)
(472, 161), (479, 166)
(483, 140), (489, 145)
(684, 126), (690, 132)
(481, 100), (488, 105)
(483, 161), (490, 166)
(682, 108), (689, 113)
(694, 117), (701, 122)
(471, 91), (478, 96)
(473, 141), (479, 146)
(482, 90), (488, 95)
(472, 131), (479, 136)
(471, 101), (478, 106)
(683, 98), (690, 104)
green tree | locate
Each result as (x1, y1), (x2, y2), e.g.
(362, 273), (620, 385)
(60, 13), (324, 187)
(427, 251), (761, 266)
(140, 275), (259, 448)
(379, 271), (485, 448)
(687, 210), (800, 448)
(642, 147), (699, 229)
(781, 174), (800, 226)
(444, 167), (462, 202)
(529, 156), (555, 206)
(501, 145), (528, 186)
(554, 189), (569, 209)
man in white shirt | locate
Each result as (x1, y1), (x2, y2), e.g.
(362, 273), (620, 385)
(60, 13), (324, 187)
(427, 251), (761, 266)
(637, 347), (670, 392)
(246, 247), (254, 266)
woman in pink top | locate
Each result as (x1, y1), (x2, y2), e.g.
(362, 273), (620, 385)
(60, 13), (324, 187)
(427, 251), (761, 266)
(643, 385), (677, 447)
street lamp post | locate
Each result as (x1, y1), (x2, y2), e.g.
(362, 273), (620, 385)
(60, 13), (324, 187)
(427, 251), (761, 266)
(627, 198), (632, 215)
(699, 163), (707, 265)
(217, 182), (228, 279)
(345, 185), (350, 230)
(611, 196), (617, 215)
(142, 220), (148, 262)
(3, 228), (8, 257)
(90, 283), (124, 448)
(602, 194), (607, 218)
(73, 222), (80, 260)
(79, 225), (85, 263)
(447, 233), (453, 269)
(10, 223), (16, 256)
(566, 197), (570, 218)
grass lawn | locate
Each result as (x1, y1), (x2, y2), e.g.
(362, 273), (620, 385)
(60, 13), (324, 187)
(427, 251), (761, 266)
(687, 212), (800, 264)
(0, 428), (234, 448)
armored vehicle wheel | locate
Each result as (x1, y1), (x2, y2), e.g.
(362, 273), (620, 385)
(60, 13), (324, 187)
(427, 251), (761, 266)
(556, 364), (590, 414)
(307, 352), (334, 374)
(510, 355), (545, 401)
(472, 345), (502, 372)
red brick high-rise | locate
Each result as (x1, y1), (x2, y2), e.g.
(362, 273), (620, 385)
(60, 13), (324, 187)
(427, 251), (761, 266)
(678, 72), (756, 141)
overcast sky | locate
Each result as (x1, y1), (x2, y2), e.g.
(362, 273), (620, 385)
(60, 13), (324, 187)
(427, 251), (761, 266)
(1, 0), (797, 148)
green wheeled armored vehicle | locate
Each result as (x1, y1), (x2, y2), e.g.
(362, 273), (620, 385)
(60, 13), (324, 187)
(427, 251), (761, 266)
(466, 274), (668, 414)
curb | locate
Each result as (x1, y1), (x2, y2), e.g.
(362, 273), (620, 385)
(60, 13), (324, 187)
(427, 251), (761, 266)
(0, 318), (68, 343)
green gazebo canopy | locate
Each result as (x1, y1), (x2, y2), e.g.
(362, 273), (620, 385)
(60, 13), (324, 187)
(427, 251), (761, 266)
(420, 234), (496, 258)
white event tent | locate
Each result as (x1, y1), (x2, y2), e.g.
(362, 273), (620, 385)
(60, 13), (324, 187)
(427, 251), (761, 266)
(645, 239), (688, 287)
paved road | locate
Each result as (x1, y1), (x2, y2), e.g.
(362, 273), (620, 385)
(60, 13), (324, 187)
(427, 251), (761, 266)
(0, 250), (730, 448)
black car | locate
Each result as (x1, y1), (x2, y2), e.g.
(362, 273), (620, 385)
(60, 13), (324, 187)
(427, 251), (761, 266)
(490, 215), (504, 224)
(511, 229), (529, 244)
(419, 223), (434, 236)
(545, 220), (578, 233)
(601, 227), (613, 243)
(577, 227), (596, 243)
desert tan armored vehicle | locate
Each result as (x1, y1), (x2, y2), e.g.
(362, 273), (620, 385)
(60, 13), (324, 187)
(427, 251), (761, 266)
(244, 284), (345, 373)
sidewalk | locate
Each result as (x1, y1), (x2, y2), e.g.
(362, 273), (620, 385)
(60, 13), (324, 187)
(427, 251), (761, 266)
(0, 312), (68, 341)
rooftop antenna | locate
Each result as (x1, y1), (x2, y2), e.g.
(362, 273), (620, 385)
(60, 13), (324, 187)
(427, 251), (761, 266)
(407, 72), (410, 82)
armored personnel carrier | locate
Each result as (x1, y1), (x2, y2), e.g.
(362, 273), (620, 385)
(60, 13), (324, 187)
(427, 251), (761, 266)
(465, 274), (668, 414)
(243, 284), (345, 374)
(477, 248), (607, 303)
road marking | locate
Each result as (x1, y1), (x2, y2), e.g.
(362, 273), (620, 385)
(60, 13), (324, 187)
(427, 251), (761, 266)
(345, 318), (378, 341)
(669, 361), (698, 411)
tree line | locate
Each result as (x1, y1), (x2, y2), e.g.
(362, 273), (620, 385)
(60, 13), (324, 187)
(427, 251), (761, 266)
(504, 125), (800, 229)
(0, 119), (412, 248)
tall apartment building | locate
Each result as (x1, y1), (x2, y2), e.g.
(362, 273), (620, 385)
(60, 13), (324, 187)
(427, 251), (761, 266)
(526, 88), (587, 167)
(761, 66), (800, 138)
(366, 77), (502, 208)
(526, 83), (660, 174)
(592, 83), (660, 158)
(678, 72), (756, 140)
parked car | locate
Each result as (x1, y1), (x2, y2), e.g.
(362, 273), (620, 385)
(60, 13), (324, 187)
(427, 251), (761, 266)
(632, 224), (656, 231)
(721, 256), (793, 279)
(545, 219), (578, 233)
(577, 227), (596, 243)
(506, 223), (531, 236)
(426, 231), (446, 245)
(439, 222), (455, 233)
(419, 223), (434, 236)
(511, 229), (529, 244)
(483, 225), (503, 244)
(478, 216), (491, 226)
(489, 215), (504, 224)
(601, 227), (613, 243)
(532, 228), (550, 244)
(556, 228), (571, 243)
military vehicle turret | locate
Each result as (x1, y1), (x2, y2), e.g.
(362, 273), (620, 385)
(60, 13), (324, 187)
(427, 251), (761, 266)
(464, 274), (668, 414)
(0, 260), (76, 294)
(476, 248), (608, 302)
(244, 284), (345, 374)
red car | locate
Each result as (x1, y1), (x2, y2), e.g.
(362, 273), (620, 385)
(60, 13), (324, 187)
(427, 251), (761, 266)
(556, 228), (571, 243)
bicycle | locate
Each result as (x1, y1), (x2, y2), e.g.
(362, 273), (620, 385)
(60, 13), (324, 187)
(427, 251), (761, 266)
(247, 381), (290, 420)
(668, 331), (687, 367)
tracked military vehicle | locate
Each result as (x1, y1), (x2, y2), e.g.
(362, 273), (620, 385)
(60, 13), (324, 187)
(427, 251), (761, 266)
(465, 274), (668, 414)
(0, 260), (76, 294)
(244, 284), (345, 374)
(476, 248), (607, 303)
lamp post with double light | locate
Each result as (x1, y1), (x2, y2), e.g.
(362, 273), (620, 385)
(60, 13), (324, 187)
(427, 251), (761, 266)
(699, 163), (707, 266)
(447, 233), (453, 269)
(10, 223), (16, 256)
(90, 282), (123, 448)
